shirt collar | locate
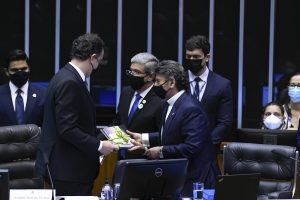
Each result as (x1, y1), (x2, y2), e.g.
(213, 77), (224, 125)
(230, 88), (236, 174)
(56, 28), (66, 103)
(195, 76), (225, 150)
(188, 66), (209, 83)
(167, 90), (185, 106)
(69, 62), (86, 82)
(135, 84), (154, 99)
(9, 81), (29, 93)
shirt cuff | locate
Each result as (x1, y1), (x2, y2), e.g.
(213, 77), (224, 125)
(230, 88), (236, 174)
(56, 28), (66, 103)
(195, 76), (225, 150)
(98, 140), (103, 152)
(142, 133), (150, 147)
(159, 146), (164, 158)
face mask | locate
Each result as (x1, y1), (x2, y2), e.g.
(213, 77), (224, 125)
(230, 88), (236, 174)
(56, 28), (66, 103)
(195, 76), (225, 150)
(127, 72), (146, 91)
(263, 114), (283, 130)
(9, 71), (29, 88)
(153, 85), (167, 99)
(288, 86), (300, 103)
(184, 59), (204, 74)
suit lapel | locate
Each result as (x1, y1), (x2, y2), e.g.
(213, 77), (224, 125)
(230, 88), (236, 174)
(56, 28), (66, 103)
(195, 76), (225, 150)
(123, 89), (135, 126)
(127, 89), (154, 127)
(2, 84), (17, 123)
(24, 83), (36, 123)
(161, 93), (186, 144)
(200, 71), (213, 105)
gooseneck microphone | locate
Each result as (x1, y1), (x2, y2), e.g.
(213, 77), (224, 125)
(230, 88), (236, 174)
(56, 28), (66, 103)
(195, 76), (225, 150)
(43, 153), (55, 200)
(271, 149), (300, 163)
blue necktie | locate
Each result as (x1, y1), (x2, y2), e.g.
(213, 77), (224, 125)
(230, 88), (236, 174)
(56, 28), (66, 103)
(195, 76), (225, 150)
(15, 89), (24, 124)
(193, 77), (201, 100)
(128, 94), (142, 124)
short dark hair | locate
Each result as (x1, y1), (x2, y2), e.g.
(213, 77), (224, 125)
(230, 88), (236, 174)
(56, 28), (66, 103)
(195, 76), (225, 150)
(185, 35), (210, 55)
(6, 49), (29, 68)
(70, 33), (105, 60)
(156, 60), (188, 91)
(262, 102), (284, 116)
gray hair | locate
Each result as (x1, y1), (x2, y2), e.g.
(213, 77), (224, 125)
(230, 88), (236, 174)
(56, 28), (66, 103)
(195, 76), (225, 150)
(131, 52), (159, 74)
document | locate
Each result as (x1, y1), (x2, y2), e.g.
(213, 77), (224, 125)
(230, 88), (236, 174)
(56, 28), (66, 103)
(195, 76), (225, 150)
(100, 126), (133, 148)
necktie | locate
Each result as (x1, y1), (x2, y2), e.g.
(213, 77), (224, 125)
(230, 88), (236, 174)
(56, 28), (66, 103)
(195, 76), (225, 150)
(193, 77), (201, 100)
(128, 94), (142, 124)
(15, 89), (24, 124)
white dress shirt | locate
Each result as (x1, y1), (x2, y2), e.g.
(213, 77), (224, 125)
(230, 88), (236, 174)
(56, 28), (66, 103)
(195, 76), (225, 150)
(9, 81), (29, 111)
(188, 67), (209, 101)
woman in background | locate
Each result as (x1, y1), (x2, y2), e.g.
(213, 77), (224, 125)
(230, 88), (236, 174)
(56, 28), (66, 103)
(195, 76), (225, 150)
(261, 102), (287, 130)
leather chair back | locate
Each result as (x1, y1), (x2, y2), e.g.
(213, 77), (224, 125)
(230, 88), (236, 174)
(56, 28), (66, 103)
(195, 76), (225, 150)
(223, 142), (298, 199)
(0, 124), (43, 189)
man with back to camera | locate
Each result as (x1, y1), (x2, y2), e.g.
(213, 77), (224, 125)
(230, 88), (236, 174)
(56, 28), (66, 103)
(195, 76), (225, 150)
(35, 33), (118, 196)
(0, 49), (46, 126)
(113, 52), (164, 159)
(128, 60), (219, 197)
(184, 35), (233, 152)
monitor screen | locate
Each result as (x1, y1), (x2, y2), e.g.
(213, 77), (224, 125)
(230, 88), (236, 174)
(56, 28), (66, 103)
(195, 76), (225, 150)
(113, 159), (188, 200)
(236, 128), (297, 147)
(0, 169), (9, 200)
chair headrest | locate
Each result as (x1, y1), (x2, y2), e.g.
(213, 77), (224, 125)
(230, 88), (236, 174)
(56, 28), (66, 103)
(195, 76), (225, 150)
(0, 124), (40, 162)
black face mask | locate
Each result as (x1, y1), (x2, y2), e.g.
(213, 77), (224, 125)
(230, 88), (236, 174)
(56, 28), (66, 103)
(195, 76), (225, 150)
(184, 59), (204, 74)
(153, 85), (167, 99)
(9, 71), (29, 88)
(127, 72), (146, 91)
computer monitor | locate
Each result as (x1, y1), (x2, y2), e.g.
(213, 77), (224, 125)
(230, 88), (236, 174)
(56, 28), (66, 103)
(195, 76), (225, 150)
(236, 128), (297, 147)
(113, 159), (188, 200)
(0, 169), (9, 200)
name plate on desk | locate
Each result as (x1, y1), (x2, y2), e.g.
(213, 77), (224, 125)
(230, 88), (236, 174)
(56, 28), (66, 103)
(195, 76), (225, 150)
(10, 189), (54, 200)
(55, 197), (99, 200)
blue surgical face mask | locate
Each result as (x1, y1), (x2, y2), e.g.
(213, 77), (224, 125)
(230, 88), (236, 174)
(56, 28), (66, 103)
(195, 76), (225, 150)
(288, 86), (300, 103)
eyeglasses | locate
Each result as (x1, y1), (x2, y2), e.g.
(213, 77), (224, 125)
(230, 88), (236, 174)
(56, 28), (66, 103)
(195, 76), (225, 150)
(8, 67), (29, 74)
(126, 69), (147, 77)
(288, 83), (300, 88)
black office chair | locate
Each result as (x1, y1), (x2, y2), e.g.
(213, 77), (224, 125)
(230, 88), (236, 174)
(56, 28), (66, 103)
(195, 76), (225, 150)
(222, 142), (298, 200)
(0, 124), (43, 189)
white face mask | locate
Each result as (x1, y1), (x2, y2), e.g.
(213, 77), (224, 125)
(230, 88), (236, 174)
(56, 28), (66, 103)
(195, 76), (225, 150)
(263, 114), (283, 130)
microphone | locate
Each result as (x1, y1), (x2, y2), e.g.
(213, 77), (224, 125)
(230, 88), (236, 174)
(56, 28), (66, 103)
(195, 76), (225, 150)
(271, 149), (300, 163)
(43, 153), (55, 200)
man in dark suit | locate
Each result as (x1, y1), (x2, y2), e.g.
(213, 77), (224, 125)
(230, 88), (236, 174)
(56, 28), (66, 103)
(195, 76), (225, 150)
(184, 35), (233, 152)
(128, 60), (219, 197)
(113, 52), (164, 158)
(35, 33), (118, 196)
(0, 49), (46, 126)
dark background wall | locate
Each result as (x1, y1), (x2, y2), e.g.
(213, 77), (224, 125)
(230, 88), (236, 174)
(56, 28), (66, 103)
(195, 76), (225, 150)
(0, 0), (300, 128)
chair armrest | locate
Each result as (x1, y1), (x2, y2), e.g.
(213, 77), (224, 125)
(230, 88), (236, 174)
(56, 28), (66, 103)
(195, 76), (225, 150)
(268, 191), (292, 199)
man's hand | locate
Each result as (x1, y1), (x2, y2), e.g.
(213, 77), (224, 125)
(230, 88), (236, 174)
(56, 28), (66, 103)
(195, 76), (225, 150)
(128, 140), (146, 155)
(145, 146), (162, 159)
(100, 141), (119, 156)
(126, 130), (142, 143)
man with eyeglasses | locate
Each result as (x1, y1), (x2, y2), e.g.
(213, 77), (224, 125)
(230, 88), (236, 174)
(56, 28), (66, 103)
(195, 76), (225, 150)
(128, 60), (219, 197)
(113, 52), (164, 159)
(0, 49), (46, 126)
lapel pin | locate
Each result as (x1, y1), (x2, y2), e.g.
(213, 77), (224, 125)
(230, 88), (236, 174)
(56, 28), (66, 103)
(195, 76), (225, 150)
(32, 93), (37, 98)
(138, 104), (144, 109)
(142, 100), (146, 104)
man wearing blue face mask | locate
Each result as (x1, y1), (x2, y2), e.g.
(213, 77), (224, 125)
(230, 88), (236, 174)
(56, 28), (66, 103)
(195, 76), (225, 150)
(0, 49), (46, 126)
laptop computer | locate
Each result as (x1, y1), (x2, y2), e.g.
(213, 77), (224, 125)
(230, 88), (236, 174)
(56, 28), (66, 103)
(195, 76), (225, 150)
(214, 173), (260, 200)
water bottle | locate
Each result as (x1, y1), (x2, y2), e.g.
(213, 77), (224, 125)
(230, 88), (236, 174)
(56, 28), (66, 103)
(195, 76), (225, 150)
(100, 178), (113, 200)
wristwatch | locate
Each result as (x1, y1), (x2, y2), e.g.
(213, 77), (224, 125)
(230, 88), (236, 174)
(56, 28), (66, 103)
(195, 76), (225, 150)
(159, 146), (164, 158)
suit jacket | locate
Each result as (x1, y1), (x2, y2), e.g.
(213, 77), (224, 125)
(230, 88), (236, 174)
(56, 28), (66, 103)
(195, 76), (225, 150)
(187, 70), (233, 144)
(149, 92), (219, 195)
(113, 86), (164, 159)
(35, 63), (100, 183)
(0, 82), (46, 126)
(114, 86), (164, 133)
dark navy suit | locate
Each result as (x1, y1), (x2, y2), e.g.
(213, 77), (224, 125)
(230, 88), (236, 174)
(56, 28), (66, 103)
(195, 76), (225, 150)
(188, 70), (233, 146)
(35, 64), (101, 195)
(0, 82), (46, 126)
(149, 92), (219, 196)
